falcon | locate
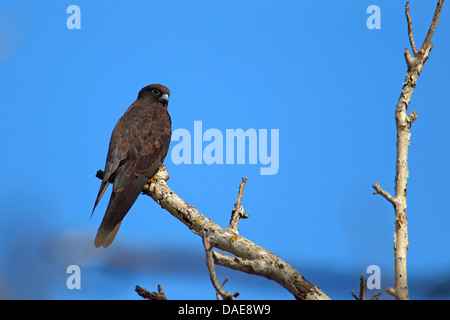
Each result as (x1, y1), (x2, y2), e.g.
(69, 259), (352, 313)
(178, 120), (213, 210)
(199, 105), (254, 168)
(92, 84), (172, 248)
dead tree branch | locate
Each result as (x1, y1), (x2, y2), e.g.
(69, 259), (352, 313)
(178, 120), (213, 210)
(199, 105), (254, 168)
(351, 274), (382, 301)
(372, 0), (445, 300)
(227, 177), (249, 233)
(202, 231), (239, 300)
(96, 167), (330, 300)
(135, 284), (167, 300)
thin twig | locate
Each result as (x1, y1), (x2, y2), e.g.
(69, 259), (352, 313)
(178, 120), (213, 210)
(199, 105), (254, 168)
(405, 2), (417, 55)
(216, 278), (230, 300)
(419, 0), (445, 56)
(351, 274), (367, 300)
(201, 231), (239, 300)
(351, 274), (382, 300)
(228, 177), (249, 233)
(372, 182), (396, 206)
(370, 291), (383, 300)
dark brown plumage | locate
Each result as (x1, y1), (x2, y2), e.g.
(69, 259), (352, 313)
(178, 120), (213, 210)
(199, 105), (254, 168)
(92, 84), (172, 248)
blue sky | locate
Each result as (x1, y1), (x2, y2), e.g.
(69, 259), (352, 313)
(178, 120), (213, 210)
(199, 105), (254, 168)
(0, 1), (449, 300)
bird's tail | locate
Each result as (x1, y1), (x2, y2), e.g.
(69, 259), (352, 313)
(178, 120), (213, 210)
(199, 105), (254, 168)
(94, 175), (148, 248)
(94, 190), (129, 248)
(94, 219), (123, 248)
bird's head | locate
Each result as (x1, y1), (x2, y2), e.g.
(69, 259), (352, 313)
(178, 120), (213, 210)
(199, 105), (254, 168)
(137, 84), (170, 106)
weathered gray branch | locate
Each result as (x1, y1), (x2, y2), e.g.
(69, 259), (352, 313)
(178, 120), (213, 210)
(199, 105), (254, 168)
(372, 0), (445, 300)
(139, 168), (330, 300)
(135, 284), (167, 300)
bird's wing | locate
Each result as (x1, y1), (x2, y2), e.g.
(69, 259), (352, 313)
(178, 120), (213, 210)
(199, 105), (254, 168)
(91, 112), (129, 214)
(94, 103), (171, 247)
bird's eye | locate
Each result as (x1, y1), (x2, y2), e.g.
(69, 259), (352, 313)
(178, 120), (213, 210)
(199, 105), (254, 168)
(152, 89), (161, 95)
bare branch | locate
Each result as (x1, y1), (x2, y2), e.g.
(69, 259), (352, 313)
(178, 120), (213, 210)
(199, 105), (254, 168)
(96, 167), (330, 300)
(351, 274), (382, 300)
(135, 284), (167, 300)
(216, 278), (230, 300)
(202, 232), (239, 300)
(372, 182), (396, 206)
(97, 168), (328, 299)
(228, 177), (249, 233)
(419, 0), (445, 56)
(370, 292), (383, 300)
(405, 2), (418, 55)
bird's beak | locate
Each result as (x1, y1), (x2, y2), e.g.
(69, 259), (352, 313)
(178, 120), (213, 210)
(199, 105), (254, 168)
(160, 94), (169, 103)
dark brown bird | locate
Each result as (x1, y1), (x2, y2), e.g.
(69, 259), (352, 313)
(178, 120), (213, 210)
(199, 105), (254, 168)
(92, 84), (172, 248)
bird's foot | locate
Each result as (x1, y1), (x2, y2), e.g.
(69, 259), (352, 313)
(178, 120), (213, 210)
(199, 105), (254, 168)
(147, 165), (167, 184)
(147, 176), (158, 184)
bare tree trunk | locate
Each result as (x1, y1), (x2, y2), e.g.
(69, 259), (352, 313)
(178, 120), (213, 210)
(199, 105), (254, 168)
(372, 0), (445, 300)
